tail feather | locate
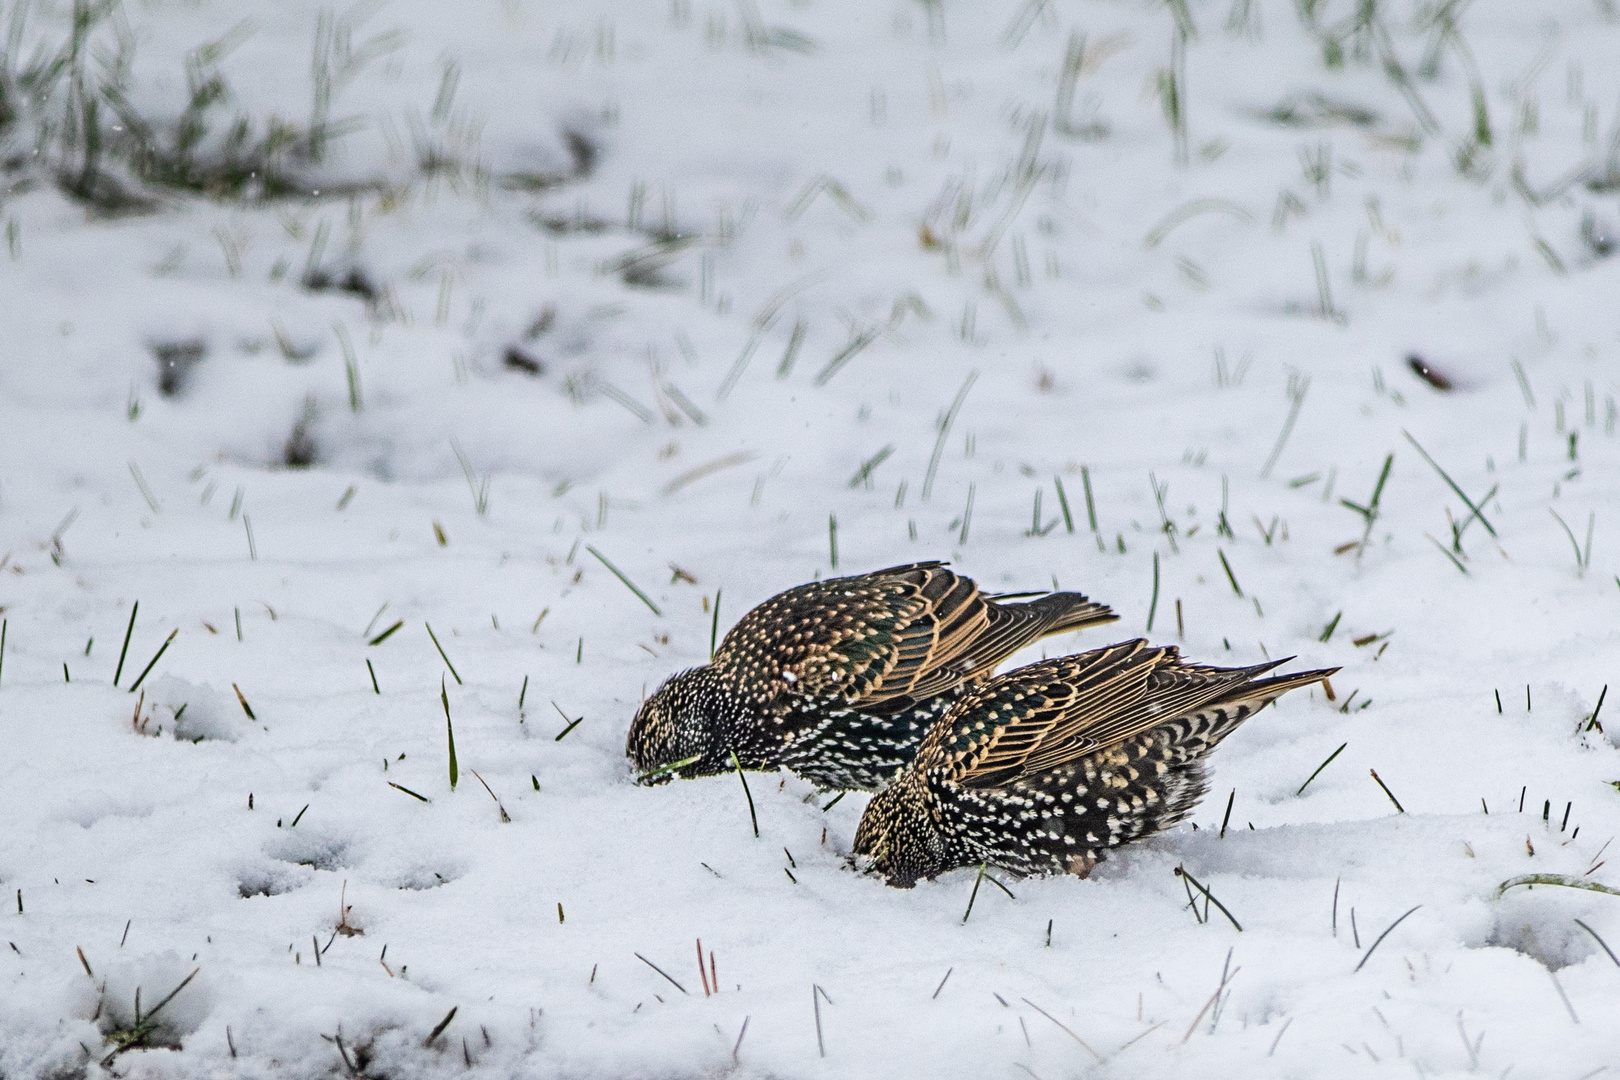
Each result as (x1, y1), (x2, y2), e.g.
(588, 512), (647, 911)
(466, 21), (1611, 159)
(1015, 592), (1119, 636)
(1222, 666), (1339, 707)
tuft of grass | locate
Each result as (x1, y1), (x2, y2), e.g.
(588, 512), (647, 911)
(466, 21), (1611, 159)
(1548, 508), (1594, 576)
(100, 967), (201, 1066)
(1175, 865), (1242, 931)
(1340, 453), (1394, 559)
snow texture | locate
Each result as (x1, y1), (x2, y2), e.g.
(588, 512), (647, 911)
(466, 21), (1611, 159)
(1, 0), (1619, 1076)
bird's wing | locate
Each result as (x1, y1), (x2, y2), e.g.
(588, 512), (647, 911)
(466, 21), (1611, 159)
(714, 562), (991, 708)
(923, 643), (1292, 788)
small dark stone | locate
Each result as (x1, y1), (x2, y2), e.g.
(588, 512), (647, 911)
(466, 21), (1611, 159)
(151, 339), (206, 397)
(503, 345), (545, 376)
(1406, 353), (1454, 392)
(303, 265), (379, 305)
(562, 128), (598, 177)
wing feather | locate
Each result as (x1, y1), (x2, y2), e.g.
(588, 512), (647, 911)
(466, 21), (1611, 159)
(924, 643), (1326, 788)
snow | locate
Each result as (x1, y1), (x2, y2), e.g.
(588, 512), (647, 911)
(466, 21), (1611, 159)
(2, 0), (1619, 1075)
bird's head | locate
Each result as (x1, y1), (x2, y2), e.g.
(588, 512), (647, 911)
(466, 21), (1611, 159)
(851, 771), (945, 889)
(627, 666), (736, 784)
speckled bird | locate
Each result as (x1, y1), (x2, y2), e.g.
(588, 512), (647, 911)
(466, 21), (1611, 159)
(852, 640), (1336, 887)
(626, 562), (1118, 791)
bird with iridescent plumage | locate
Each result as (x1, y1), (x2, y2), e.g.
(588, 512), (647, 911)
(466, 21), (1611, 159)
(626, 562), (1118, 791)
(853, 640), (1337, 886)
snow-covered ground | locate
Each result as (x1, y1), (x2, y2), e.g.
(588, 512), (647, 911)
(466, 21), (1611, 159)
(2, 0), (1619, 1075)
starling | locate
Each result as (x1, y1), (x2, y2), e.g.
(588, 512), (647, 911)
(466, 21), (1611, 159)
(852, 640), (1337, 887)
(627, 562), (1118, 791)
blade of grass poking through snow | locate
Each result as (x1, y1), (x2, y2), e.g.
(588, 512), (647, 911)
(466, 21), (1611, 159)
(114, 602), (138, 686)
(1369, 770), (1405, 812)
(424, 623), (463, 684)
(369, 620), (403, 646)
(664, 451), (757, 495)
(1021, 998), (1103, 1062)
(1548, 509), (1591, 574)
(233, 684), (256, 720)
(1341, 453), (1395, 558)
(719, 273), (823, 400)
(1401, 432), (1496, 537)
(962, 863), (988, 923)
(1217, 549), (1243, 596)
(552, 702), (584, 741)
(1053, 476), (1074, 533)
(828, 514), (838, 569)
(1175, 866), (1242, 931)
(1260, 375), (1309, 478)
(450, 437), (490, 516)
(1585, 686), (1608, 732)
(847, 445), (895, 488)
(1143, 198), (1252, 249)
(1146, 552), (1160, 632)
(335, 323), (360, 412)
(1427, 534), (1469, 574)
(812, 325), (880, 386)
(1297, 742), (1347, 795)
(922, 372), (978, 501)
(638, 754), (702, 782)
(635, 952), (690, 995)
(424, 1007), (458, 1048)
(710, 589), (722, 660)
(126, 629), (177, 694)
(366, 659), (379, 694)
(442, 678), (458, 791)
(128, 462), (161, 513)
(1497, 874), (1620, 899)
(1574, 920), (1620, 967)
(585, 546), (662, 616)
(1081, 466), (1098, 533)
(729, 751), (759, 837)
(1354, 905), (1422, 973)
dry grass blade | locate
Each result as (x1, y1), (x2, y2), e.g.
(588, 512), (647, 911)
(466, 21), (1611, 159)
(664, 451), (757, 495)
(1497, 874), (1620, 899)
(1020, 997), (1102, 1061)
(1354, 905), (1421, 972)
